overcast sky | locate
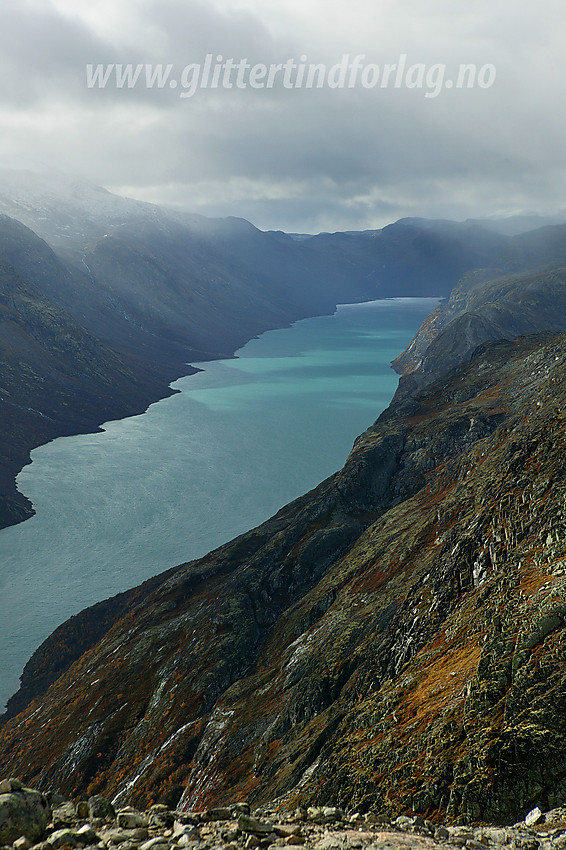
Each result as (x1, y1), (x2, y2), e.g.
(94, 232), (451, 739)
(0, 0), (565, 233)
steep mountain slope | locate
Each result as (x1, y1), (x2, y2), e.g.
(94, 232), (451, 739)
(0, 232), (173, 528)
(392, 266), (566, 391)
(302, 219), (509, 298)
(2, 323), (566, 825)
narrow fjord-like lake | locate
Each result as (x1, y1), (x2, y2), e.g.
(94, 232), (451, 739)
(0, 298), (437, 711)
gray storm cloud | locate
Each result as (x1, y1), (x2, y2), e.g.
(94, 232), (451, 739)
(0, 0), (565, 232)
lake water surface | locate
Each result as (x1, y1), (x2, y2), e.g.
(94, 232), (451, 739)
(0, 298), (438, 711)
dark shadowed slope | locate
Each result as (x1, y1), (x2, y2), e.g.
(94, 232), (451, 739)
(0, 231), (173, 528)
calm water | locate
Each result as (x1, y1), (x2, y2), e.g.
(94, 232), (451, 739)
(0, 298), (437, 711)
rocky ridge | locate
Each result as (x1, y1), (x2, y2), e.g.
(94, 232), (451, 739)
(2, 779), (566, 850)
(392, 266), (566, 392)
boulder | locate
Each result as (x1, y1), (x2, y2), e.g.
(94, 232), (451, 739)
(0, 781), (50, 845)
(524, 806), (543, 827)
(117, 809), (148, 829)
(77, 824), (101, 845)
(237, 814), (274, 835)
(48, 827), (83, 848)
(88, 795), (116, 820)
(52, 801), (77, 827)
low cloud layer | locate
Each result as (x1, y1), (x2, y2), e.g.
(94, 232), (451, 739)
(0, 0), (564, 232)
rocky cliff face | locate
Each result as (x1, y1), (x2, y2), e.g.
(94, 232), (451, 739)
(2, 321), (566, 825)
(392, 266), (566, 391)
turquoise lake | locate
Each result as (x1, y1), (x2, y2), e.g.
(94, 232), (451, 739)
(0, 297), (438, 711)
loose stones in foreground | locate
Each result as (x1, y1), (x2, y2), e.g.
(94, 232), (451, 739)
(4, 779), (566, 850)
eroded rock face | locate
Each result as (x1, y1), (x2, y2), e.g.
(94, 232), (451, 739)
(3, 332), (566, 824)
(0, 779), (50, 844)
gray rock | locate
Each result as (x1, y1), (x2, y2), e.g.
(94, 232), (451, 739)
(0, 784), (50, 845)
(52, 802), (78, 827)
(173, 824), (201, 847)
(244, 837), (259, 849)
(173, 824), (201, 841)
(117, 811), (148, 829)
(435, 826), (450, 840)
(77, 824), (101, 845)
(102, 827), (149, 845)
(273, 826), (301, 838)
(0, 779), (23, 795)
(46, 793), (68, 809)
(525, 807), (543, 827)
(313, 837), (343, 850)
(89, 797), (116, 821)
(176, 830), (201, 845)
(447, 830), (475, 848)
(13, 837), (33, 850)
(322, 808), (343, 824)
(307, 808), (343, 826)
(173, 815), (201, 828)
(140, 839), (170, 850)
(148, 812), (174, 830)
(475, 828), (509, 846)
(204, 810), (232, 823)
(48, 828), (84, 848)
(229, 804), (250, 818)
(237, 816), (274, 836)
